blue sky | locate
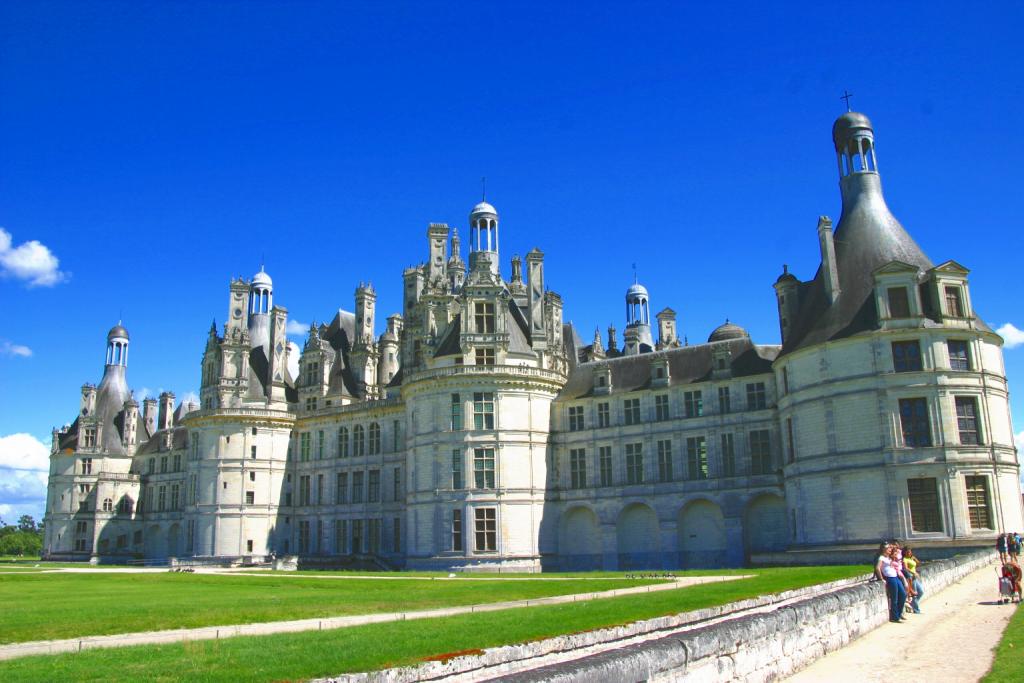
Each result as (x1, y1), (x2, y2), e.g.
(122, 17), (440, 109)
(2, 2), (1023, 523)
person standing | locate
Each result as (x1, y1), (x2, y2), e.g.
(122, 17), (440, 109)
(876, 543), (906, 622)
(1010, 533), (1021, 563)
(903, 546), (923, 613)
(997, 533), (1008, 565)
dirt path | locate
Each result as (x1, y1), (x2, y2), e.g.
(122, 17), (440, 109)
(787, 562), (1017, 683)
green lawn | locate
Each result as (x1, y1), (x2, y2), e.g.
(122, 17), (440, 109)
(0, 566), (867, 683)
(984, 602), (1023, 682)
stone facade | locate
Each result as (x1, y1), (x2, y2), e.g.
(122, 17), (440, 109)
(43, 111), (1023, 569)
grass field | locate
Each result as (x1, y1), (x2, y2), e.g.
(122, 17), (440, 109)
(0, 565), (868, 683)
(984, 602), (1023, 682)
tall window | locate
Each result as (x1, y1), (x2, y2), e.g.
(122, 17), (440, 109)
(684, 391), (703, 418)
(625, 443), (643, 484)
(299, 475), (311, 506)
(746, 382), (767, 410)
(473, 392), (495, 430)
(887, 287), (911, 318)
(948, 340), (971, 371)
(597, 402), (610, 427)
(393, 467), (401, 501)
(955, 397), (981, 445)
(475, 348), (495, 365)
(338, 427), (349, 457)
(160, 456), (168, 473)
(451, 449), (464, 489)
(102, 498), (113, 512)
(336, 472), (348, 504)
(450, 394), (463, 430)
(623, 398), (641, 425)
(568, 406), (585, 431)
(786, 418), (796, 463)
(965, 476), (992, 529)
(899, 398), (932, 447)
(300, 433), (311, 461)
(718, 386), (731, 413)
(945, 286), (964, 317)
(304, 360), (319, 386)
(368, 470), (380, 503)
(336, 519), (348, 554)
(474, 508), (497, 552)
(352, 519), (363, 553)
(892, 340), (923, 372)
(82, 427), (97, 448)
(158, 486), (166, 512)
(352, 471), (364, 503)
(368, 423), (381, 454)
(749, 429), (772, 475)
(80, 458), (93, 475)
(305, 397), (318, 412)
(721, 433), (735, 477)
(393, 420), (401, 451)
(452, 509), (463, 551)
(599, 446), (613, 486)
(474, 448), (495, 489)
(170, 484), (179, 510)
(353, 425), (365, 456)
(655, 395), (670, 421)
(298, 521), (310, 554)
(474, 302), (496, 333)
(569, 448), (587, 489)
(657, 439), (673, 482)
(686, 436), (708, 480)
(907, 478), (943, 532)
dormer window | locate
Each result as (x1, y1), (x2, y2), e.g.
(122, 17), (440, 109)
(474, 302), (495, 333)
(475, 348), (495, 365)
(944, 287), (964, 317)
(596, 376), (606, 387)
(887, 287), (911, 318)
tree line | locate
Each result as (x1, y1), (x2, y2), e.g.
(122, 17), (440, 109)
(0, 515), (44, 557)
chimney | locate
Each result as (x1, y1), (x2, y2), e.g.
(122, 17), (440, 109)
(158, 391), (175, 431)
(817, 216), (841, 304)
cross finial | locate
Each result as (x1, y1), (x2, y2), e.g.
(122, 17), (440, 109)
(481, 176), (486, 201)
(632, 262), (637, 283)
(840, 90), (854, 112)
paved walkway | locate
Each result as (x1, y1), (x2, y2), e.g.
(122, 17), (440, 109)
(787, 562), (1017, 683)
(0, 574), (748, 661)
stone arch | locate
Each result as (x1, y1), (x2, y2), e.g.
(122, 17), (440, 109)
(744, 493), (788, 559)
(558, 505), (601, 571)
(144, 524), (165, 559)
(167, 523), (181, 558)
(616, 502), (660, 570)
(677, 498), (727, 568)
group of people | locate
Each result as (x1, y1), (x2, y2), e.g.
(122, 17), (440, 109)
(874, 541), (923, 623)
(997, 532), (1023, 604)
(995, 531), (1021, 564)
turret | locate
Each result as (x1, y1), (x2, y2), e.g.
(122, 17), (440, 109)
(351, 284), (380, 398)
(656, 308), (679, 349)
(774, 264), (800, 343)
(122, 396), (139, 450)
(624, 279), (653, 355)
(377, 314), (402, 388)
(607, 324), (618, 356)
(468, 201), (500, 276)
(448, 229), (465, 291)
(247, 268), (272, 352)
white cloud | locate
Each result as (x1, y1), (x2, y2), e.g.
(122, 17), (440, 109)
(179, 391), (200, 407)
(287, 341), (300, 381)
(0, 434), (49, 525)
(997, 323), (1024, 349)
(136, 387), (152, 401)
(286, 319), (309, 336)
(0, 340), (32, 358)
(0, 227), (68, 287)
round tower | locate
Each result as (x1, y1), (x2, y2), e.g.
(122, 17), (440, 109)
(468, 201), (499, 276)
(106, 323), (130, 367)
(623, 280), (653, 354)
(248, 266), (273, 351)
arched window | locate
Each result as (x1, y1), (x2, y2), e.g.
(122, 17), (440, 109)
(353, 425), (365, 457)
(118, 497), (134, 514)
(338, 427), (349, 458)
(102, 498), (113, 512)
(368, 423), (381, 454)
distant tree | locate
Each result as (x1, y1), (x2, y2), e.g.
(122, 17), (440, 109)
(17, 515), (36, 533)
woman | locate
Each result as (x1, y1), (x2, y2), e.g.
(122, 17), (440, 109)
(875, 543), (906, 622)
(997, 533), (1008, 564)
(903, 546), (923, 613)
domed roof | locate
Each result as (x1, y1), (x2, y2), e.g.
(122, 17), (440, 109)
(470, 201), (497, 218)
(626, 282), (649, 299)
(832, 111), (874, 147)
(707, 319), (749, 343)
(107, 323), (130, 341)
(251, 266), (273, 289)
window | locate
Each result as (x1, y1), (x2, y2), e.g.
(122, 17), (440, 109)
(721, 433), (736, 477)
(475, 347), (496, 365)
(317, 430), (325, 459)
(657, 440), (673, 482)
(749, 430), (772, 475)
(305, 360), (319, 386)
(786, 418), (795, 463)
(569, 448), (587, 489)
(623, 398), (641, 425)
(160, 456), (168, 473)
(568, 406), (585, 431)
(148, 458), (155, 474)
(117, 534), (127, 549)
(955, 397), (981, 445)
(298, 520), (310, 554)
(948, 340), (971, 371)
(625, 443), (643, 484)
(305, 397), (318, 412)
(450, 394), (463, 430)
(300, 433), (311, 461)
(892, 340), (923, 372)
(249, 471), (255, 483)
(746, 383), (767, 410)
(907, 478), (943, 532)
(452, 509), (463, 551)
(781, 367), (789, 395)
(247, 539), (254, 553)
(393, 467), (401, 501)
(474, 302), (496, 333)
(192, 436), (199, 461)
(102, 498), (113, 512)
(299, 475), (311, 506)
(965, 476), (992, 529)
(170, 484), (179, 510)
(80, 458), (92, 475)
(686, 436), (708, 480)
(368, 423), (381, 454)
(353, 425), (365, 456)
(718, 387), (731, 414)
(474, 448), (495, 489)
(158, 486), (166, 512)
(338, 427), (349, 457)
(393, 420), (401, 452)
(118, 496), (134, 514)
(82, 427), (97, 448)
(945, 286), (964, 317)
(655, 395), (670, 421)
(599, 446), (613, 486)
(597, 402), (610, 428)
(888, 287), (911, 318)
(336, 472), (348, 504)
(336, 520), (348, 554)
(250, 445), (257, 460)
(245, 491), (255, 505)
(684, 391), (703, 418)
(351, 519), (363, 553)
(352, 472), (364, 503)
(316, 474), (324, 505)
(189, 475), (197, 505)
(473, 392), (495, 430)
(899, 398), (932, 447)
(474, 508), (497, 552)
(368, 470), (380, 503)
(451, 449), (464, 489)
